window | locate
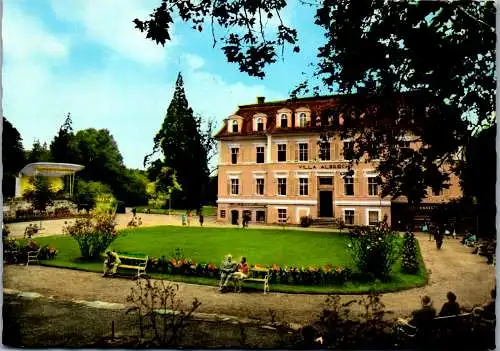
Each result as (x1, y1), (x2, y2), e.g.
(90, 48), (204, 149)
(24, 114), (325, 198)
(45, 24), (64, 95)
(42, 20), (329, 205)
(220, 210), (226, 218)
(344, 176), (354, 196)
(277, 178), (287, 196)
(256, 146), (265, 163)
(257, 118), (264, 132)
(243, 210), (252, 222)
(400, 140), (412, 156)
(368, 177), (378, 196)
(230, 179), (239, 195)
(344, 210), (354, 225)
(299, 178), (308, 196)
(232, 120), (238, 133)
(280, 114), (288, 128)
(368, 210), (379, 226)
(432, 188), (442, 196)
(231, 148), (239, 164)
(256, 210), (265, 222)
(298, 143), (309, 161)
(298, 113), (307, 127)
(278, 209), (287, 224)
(319, 142), (330, 161)
(343, 141), (354, 160)
(319, 177), (333, 185)
(256, 178), (265, 195)
(277, 144), (287, 162)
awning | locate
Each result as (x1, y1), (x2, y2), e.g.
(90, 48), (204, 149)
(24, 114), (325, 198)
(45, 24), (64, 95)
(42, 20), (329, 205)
(19, 162), (85, 177)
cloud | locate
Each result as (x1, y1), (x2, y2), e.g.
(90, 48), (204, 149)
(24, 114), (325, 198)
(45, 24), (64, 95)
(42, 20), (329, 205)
(3, 4), (284, 171)
(3, 5), (69, 61)
(49, 0), (175, 65)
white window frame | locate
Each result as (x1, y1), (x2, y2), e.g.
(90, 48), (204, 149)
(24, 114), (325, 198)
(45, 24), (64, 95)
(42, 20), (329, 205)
(343, 208), (355, 225)
(299, 177), (309, 196)
(298, 142), (309, 162)
(231, 147), (239, 164)
(365, 208), (381, 226)
(367, 176), (378, 196)
(230, 178), (239, 195)
(277, 143), (287, 162)
(298, 112), (307, 127)
(232, 120), (239, 133)
(256, 117), (265, 131)
(280, 114), (288, 128)
(256, 146), (265, 164)
(256, 178), (265, 195)
(277, 208), (288, 224)
(344, 176), (354, 196)
(277, 177), (287, 196)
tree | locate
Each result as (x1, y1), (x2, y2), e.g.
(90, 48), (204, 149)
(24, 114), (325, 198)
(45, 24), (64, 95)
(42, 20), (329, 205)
(23, 176), (56, 212)
(27, 139), (52, 164)
(145, 73), (215, 210)
(458, 123), (496, 234)
(2, 117), (26, 198)
(135, 1), (495, 205)
(74, 179), (114, 213)
(50, 113), (79, 164)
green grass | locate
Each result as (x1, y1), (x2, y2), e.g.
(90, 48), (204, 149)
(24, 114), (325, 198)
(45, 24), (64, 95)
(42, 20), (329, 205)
(33, 226), (427, 294)
(135, 206), (217, 216)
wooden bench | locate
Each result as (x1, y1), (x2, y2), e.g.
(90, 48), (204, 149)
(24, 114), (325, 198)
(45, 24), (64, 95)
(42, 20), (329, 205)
(241, 266), (271, 294)
(104, 254), (148, 278)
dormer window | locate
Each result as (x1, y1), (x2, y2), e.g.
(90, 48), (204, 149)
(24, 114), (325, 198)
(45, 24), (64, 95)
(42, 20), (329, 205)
(298, 113), (307, 127)
(257, 118), (264, 132)
(280, 114), (288, 128)
(232, 120), (238, 133)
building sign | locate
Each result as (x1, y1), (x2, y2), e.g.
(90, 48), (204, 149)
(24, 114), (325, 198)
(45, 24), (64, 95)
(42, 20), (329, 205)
(298, 162), (350, 170)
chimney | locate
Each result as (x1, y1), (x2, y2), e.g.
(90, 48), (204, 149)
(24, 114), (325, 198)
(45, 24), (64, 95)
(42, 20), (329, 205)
(257, 96), (265, 104)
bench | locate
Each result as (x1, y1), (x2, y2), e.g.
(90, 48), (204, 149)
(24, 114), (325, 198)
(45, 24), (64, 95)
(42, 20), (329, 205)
(27, 249), (41, 266)
(104, 254), (148, 278)
(397, 313), (474, 337)
(241, 266), (271, 294)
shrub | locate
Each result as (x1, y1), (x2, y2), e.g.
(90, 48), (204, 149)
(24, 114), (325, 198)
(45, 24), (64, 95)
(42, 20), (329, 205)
(63, 212), (118, 260)
(300, 216), (314, 227)
(401, 231), (419, 273)
(3, 224), (10, 237)
(347, 225), (399, 280)
(39, 244), (58, 260)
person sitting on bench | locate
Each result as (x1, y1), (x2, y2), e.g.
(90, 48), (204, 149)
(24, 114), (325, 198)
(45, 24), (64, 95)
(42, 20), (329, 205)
(219, 254), (237, 291)
(439, 291), (461, 317)
(397, 295), (436, 338)
(103, 250), (121, 277)
(231, 257), (249, 292)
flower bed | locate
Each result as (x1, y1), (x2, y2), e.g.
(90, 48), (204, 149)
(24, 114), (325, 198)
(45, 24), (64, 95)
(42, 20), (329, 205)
(146, 255), (353, 286)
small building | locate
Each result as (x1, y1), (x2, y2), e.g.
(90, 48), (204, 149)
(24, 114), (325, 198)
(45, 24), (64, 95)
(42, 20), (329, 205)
(15, 162), (85, 198)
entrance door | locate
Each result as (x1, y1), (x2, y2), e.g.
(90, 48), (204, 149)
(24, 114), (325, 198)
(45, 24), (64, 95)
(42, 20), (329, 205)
(231, 210), (239, 225)
(319, 191), (333, 217)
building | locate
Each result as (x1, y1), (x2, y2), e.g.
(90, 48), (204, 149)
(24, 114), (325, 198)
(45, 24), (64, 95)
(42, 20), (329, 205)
(214, 95), (462, 226)
(15, 162), (85, 198)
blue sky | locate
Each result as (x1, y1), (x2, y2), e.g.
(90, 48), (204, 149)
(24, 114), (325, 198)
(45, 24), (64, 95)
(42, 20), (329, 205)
(3, 0), (325, 170)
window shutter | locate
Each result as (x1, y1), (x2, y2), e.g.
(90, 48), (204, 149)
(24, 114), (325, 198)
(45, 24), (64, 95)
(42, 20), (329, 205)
(333, 143), (338, 161)
(227, 179), (231, 195)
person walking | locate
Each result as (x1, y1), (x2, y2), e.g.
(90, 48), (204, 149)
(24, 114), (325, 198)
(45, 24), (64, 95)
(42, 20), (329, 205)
(132, 207), (137, 217)
(199, 213), (204, 227)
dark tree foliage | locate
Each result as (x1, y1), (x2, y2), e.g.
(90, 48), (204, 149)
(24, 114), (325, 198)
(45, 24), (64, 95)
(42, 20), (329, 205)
(27, 139), (52, 164)
(145, 73), (215, 210)
(458, 123), (496, 234)
(135, 0), (495, 205)
(2, 117), (26, 198)
(50, 113), (79, 164)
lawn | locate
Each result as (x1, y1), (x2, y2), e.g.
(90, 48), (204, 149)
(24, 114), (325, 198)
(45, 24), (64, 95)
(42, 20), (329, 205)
(135, 206), (217, 216)
(34, 226), (427, 294)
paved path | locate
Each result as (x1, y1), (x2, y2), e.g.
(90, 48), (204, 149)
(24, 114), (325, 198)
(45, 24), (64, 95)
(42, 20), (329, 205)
(3, 234), (495, 325)
(6, 212), (337, 239)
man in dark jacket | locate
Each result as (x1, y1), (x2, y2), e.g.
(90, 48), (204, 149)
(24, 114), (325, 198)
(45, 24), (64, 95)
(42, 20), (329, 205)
(439, 292), (461, 317)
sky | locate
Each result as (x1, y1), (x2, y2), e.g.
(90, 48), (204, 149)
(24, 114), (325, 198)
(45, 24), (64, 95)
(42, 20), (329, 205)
(3, 0), (326, 171)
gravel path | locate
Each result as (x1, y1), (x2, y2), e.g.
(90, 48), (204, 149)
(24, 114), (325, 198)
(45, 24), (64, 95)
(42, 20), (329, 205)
(3, 233), (495, 325)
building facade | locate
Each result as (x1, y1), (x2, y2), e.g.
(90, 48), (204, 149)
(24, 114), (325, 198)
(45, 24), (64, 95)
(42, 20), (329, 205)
(215, 95), (462, 226)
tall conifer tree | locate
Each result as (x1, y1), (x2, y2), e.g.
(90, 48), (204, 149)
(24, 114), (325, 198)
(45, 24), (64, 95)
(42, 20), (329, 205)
(146, 73), (212, 210)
